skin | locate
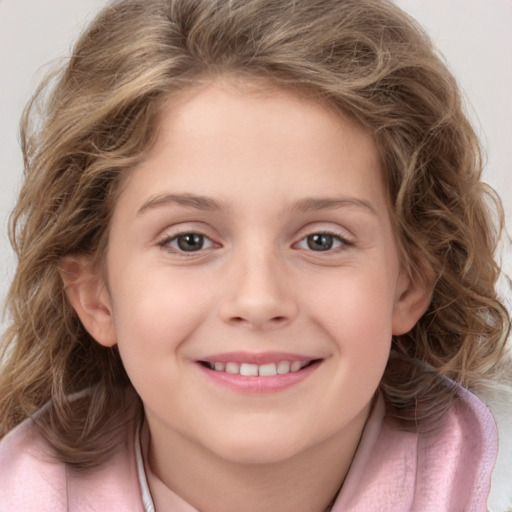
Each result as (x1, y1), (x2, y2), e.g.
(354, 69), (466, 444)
(64, 80), (431, 512)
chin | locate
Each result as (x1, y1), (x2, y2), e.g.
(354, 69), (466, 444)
(205, 430), (311, 466)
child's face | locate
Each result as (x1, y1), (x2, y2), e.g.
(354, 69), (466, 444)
(73, 81), (429, 465)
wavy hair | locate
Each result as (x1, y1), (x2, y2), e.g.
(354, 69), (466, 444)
(1, 0), (509, 469)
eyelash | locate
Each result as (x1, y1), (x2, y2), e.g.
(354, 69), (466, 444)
(158, 229), (353, 255)
(158, 231), (218, 255)
(294, 230), (353, 252)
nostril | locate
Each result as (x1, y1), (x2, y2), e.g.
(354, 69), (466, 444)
(228, 315), (287, 326)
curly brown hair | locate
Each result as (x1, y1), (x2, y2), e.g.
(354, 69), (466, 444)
(0, 0), (509, 470)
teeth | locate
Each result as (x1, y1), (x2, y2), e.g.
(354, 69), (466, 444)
(290, 361), (303, 372)
(225, 362), (239, 374)
(240, 363), (259, 376)
(277, 361), (291, 374)
(259, 363), (277, 376)
(206, 360), (311, 376)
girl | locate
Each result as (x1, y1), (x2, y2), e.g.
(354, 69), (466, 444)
(0, 0), (510, 510)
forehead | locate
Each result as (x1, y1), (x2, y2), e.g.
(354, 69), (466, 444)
(115, 80), (388, 217)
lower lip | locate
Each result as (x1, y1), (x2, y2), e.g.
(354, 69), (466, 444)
(196, 361), (322, 394)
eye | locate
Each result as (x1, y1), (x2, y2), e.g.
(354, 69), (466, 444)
(295, 232), (350, 252)
(160, 232), (216, 253)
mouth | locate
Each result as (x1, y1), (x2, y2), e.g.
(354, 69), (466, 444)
(196, 353), (323, 393)
(198, 359), (318, 376)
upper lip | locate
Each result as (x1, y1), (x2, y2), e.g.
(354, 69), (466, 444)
(197, 351), (322, 365)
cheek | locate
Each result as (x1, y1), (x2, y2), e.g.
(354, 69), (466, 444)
(307, 266), (397, 340)
(109, 267), (215, 355)
(304, 267), (395, 395)
(108, 270), (216, 404)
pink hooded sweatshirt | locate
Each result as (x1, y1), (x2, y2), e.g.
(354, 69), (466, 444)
(0, 385), (496, 511)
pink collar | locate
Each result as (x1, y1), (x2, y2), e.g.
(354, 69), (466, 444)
(333, 387), (497, 511)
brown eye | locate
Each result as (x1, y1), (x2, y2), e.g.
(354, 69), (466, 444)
(306, 234), (335, 251)
(294, 232), (351, 253)
(175, 233), (205, 251)
(159, 230), (219, 256)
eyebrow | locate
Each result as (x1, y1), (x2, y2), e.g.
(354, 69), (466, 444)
(291, 197), (377, 216)
(137, 193), (224, 214)
(137, 193), (377, 216)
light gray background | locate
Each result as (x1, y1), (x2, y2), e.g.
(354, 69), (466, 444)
(1, 0), (511, 333)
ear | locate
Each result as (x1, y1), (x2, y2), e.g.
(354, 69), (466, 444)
(59, 257), (117, 347)
(392, 267), (433, 336)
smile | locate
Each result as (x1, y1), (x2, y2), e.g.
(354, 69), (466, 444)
(196, 353), (322, 393)
(201, 360), (312, 376)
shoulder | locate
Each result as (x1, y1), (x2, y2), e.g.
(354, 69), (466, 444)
(474, 376), (512, 512)
(333, 383), (497, 512)
(0, 416), (145, 511)
(412, 385), (498, 510)
(0, 418), (68, 511)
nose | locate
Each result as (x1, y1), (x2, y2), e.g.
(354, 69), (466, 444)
(218, 248), (298, 330)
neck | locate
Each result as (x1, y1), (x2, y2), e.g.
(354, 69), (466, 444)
(144, 408), (370, 512)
